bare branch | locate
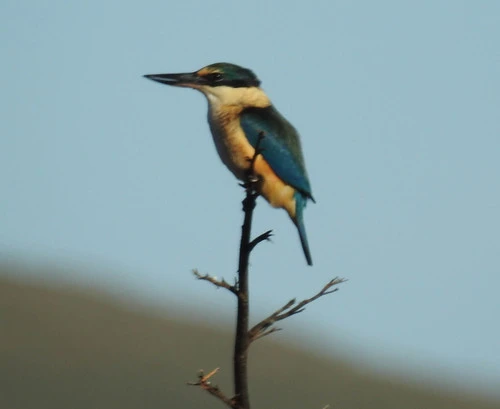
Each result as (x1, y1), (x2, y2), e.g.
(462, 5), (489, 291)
(249, 230), (273, 252)
(188, 368), (236, 409)
(231, 131), (267, 409)
(189, 131), (344, 408)
(249, 277), (346, 342)
(276, 277), (346, 320)
(250, 327), (282, 342)
(192, 269), (237, 295)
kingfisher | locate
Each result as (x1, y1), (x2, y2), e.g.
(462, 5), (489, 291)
(144, 63), (315, 265)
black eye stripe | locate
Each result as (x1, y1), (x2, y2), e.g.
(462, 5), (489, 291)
(205, 73), (223, 82)
(201, 72), (261, 88)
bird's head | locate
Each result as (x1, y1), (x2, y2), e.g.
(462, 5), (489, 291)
(144, 63), (269, 107)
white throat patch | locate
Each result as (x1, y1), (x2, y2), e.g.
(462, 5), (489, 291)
(200, 85), (271, 109)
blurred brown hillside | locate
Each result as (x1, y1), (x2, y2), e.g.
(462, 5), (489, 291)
(1, 265), (498, 409)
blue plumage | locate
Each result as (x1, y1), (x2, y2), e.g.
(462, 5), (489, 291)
(240, 105), (314, 265)
(293, 191), (312, 266)
(240, 106), (314, 201)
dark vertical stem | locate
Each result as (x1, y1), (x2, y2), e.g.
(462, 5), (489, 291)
(233, 133), (264, 409)
(233, 190), (256, 409)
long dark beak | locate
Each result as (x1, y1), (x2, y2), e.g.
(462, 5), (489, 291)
(143, 72), (200, 87)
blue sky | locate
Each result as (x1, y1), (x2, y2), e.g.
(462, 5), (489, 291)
(2, 0), (499, 398)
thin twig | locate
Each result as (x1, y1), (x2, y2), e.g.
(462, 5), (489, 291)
(187, 368), (236, 408)
(248, 230), (273, 252)
(250, 327), (282, 342)
(249, 277), (346, 342)
(193, 269), (237, 295)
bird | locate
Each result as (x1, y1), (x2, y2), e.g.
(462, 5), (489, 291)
(144, 62), (315, 265)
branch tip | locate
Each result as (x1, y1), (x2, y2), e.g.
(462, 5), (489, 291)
(249, 277), (345, 343)
(188, 368), (235, 408)
(192, 269), (237, 295)
(249, 229), (273, 251)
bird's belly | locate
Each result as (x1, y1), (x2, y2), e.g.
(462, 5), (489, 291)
(208, 117), (297, 219)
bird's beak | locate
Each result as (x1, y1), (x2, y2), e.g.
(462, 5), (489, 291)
(143, 72), (201, 88)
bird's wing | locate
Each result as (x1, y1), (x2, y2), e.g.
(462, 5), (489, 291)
(240, 105), (313, 199)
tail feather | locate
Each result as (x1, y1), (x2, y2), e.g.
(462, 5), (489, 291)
(294, 192), (313, 266)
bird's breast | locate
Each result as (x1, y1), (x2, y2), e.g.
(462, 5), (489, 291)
(208, 107), (255, 180)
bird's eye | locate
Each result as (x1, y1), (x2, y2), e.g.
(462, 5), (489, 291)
(205, 73), (224, 83)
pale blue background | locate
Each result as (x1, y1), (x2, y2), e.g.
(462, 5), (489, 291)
(2, 0), (499, 397)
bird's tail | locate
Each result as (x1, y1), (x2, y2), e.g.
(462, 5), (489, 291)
(294, 192), (313, 266)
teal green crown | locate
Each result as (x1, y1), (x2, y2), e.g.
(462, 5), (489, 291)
(198, 63), (261, 88)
